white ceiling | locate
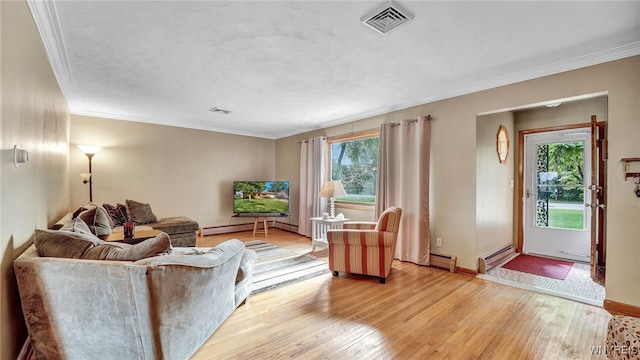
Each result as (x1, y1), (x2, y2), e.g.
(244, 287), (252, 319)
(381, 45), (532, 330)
(29, 1), (640, 139)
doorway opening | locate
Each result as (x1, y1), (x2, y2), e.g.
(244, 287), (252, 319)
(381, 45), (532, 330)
(476, 94), (607, 305)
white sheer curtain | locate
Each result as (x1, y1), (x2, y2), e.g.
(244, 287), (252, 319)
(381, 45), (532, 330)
(376, 116), (431, 265)
(298, 136), (328, 237)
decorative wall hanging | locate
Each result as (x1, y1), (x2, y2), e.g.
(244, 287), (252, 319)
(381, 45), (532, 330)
(497, 125), (509, 164)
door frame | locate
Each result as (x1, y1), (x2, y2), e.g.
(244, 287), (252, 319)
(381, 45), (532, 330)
(517, 122), (605, 257)
(522, 129), (592, 261)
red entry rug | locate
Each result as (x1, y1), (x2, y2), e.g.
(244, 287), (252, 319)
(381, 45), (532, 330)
(501, 254), (574, 280)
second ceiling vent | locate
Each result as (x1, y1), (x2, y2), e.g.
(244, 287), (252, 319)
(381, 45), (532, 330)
(361, 1), (415, 35)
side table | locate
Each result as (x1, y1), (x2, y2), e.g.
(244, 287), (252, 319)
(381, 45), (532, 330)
(252, 217), (269, 239)
(310, 217), (350, 252)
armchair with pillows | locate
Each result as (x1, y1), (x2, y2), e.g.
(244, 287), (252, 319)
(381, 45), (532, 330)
(326, 206), (403, 284)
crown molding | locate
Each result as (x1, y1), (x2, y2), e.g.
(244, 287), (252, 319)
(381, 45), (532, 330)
(27, 0), (78, 110)
(71, 108), (279, 140)
(434, 41), (640, 103)
(26, 0), (640, 140)
(308, 42), (640, 138)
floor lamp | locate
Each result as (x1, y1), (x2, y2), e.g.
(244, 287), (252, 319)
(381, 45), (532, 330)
(77, 145), (102, 203)
(318, 180), (347, 218)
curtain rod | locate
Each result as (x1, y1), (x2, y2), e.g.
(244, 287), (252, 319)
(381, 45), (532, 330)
(296, 115), (432, 143)
(387, 114), (433, 126)
(297, 136), (327, 144)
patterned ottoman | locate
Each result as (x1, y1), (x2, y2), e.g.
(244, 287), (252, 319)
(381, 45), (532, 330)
(607, 315), (640, 359)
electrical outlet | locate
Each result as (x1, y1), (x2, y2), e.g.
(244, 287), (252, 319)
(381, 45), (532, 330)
(436, 238), (442, 247)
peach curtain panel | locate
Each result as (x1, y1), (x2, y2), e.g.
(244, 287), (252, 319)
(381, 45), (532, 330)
(298, 136), (327, 237)
(375, 116), (431, 265)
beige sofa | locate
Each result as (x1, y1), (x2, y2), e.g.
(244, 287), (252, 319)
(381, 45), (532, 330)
(57, 200), (200, 247)
(15, 228), (256, 359)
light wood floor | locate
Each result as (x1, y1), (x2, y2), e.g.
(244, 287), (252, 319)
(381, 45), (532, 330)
(193, 229), (613, 359)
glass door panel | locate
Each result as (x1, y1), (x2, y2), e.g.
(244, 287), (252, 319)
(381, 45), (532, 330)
(534, 142), (586, 231)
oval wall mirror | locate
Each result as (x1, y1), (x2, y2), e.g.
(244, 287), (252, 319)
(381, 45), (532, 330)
(497, 125), (509, 164)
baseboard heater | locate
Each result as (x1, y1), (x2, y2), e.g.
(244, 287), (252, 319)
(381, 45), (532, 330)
(429, 253), (457, 273)
(478, 244), (515, 274)
(273, 221), (298, 233)
(200, 223), (255, 236)
(200, 221), (299, 237)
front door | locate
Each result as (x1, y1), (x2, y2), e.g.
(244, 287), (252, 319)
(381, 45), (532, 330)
(523, 129), (591, 262)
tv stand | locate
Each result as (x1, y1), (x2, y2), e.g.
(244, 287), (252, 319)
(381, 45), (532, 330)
(252, 217), (269, 239)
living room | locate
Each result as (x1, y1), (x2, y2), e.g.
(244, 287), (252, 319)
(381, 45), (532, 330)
(2, 1), (640, 359)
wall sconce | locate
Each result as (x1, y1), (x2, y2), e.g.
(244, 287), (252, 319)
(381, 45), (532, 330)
(77, 144), (102, 203)
(318, 180), (347, 218)
(13, 145), (30, 167)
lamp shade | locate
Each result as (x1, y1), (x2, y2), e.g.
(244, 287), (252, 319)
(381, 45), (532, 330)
(76, 144), (102, 155)
(318, 180), (347, 198)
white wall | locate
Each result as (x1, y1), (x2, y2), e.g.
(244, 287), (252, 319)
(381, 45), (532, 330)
(277, 56), (640, 309)
(70, 115), (277, 228)
(514, 97), (607, 132)
(476, 112), (514, 257)
(3, 1), (638, 357)
(1, 1), (70, 358)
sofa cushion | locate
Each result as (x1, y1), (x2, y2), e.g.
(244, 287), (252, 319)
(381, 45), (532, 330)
(103, 203), (129, 226)
(134, 239), (244, 267)
(73, 204), (114, 236)
(149, 217), (199, 233)
(60, 217), (94, 235)
(126, 199), (158, 225)
(34, 227), (172, 261)
(35, 229), (102, 259)
(83, 233), (172, 261)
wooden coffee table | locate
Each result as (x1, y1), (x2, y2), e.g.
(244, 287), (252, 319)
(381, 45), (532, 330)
(100, 230), (163, 244)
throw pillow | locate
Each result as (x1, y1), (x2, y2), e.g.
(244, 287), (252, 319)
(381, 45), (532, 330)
(103, 203), (126, 226)
(34, 229), (103, 259)
(125, 199), (158, 225)
(82, 232), (172, 261)
(35, 228), (172, 261)
(59, 217), (93, 235)
(117, 203), (129, 222)
(74, 204), (114, 236)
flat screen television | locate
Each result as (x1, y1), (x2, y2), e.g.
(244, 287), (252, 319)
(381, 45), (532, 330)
(233, 180), (290, 216)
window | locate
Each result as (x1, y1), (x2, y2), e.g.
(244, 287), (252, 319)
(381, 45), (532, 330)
(329, 130), (379, 204)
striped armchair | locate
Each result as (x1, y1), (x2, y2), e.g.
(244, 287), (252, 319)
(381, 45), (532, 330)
(326, 207), (402, 284)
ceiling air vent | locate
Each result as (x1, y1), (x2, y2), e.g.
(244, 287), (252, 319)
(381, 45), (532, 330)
(361, 1), (414, 35)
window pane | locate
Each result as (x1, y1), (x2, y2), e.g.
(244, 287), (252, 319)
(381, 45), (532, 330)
(535, 141), (586, 231)
(331, 137), (378, 203)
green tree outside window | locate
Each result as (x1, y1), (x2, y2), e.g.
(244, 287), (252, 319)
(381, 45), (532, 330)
(331, 137), (378, 203)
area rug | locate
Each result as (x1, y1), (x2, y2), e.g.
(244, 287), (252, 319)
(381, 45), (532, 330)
(246, 240), (329, 295)
(501, 254), (574, 280)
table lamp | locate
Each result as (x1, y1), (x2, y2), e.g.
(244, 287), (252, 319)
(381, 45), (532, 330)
(318, 180), (346, 218)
